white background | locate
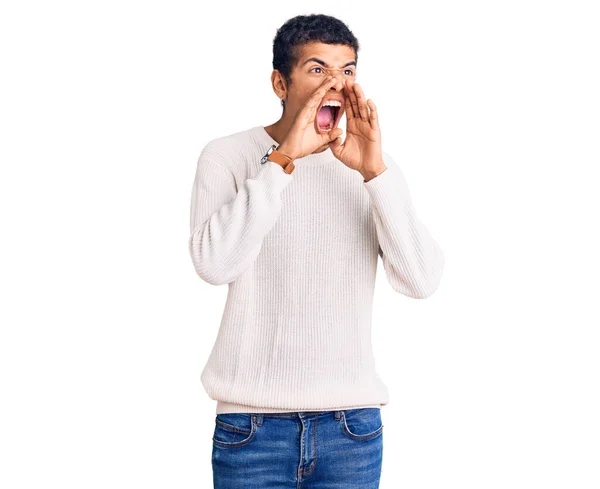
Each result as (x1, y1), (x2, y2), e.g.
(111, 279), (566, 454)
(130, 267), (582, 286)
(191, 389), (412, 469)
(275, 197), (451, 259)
(1, 0), (599, 488)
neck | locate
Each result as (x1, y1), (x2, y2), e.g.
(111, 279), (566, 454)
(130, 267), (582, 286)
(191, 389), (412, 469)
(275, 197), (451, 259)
(264, 113), (330, 155)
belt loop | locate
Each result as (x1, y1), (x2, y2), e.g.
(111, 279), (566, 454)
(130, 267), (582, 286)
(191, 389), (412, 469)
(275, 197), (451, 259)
(334, 410), (342, 420)
(254, 414), (263, 426)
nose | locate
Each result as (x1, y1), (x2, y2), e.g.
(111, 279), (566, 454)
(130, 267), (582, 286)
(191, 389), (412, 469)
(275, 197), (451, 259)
(330, 77), (345, 92)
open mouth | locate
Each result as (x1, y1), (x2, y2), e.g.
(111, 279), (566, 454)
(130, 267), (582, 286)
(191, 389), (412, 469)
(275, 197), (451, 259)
(316, 102), (342, 133)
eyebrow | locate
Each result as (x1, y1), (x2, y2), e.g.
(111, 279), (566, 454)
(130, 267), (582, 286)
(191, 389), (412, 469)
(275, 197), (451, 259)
(302, 57), (357, 68)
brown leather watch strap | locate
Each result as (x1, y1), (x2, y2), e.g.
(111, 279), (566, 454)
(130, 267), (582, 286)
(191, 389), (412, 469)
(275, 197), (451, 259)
(267, 148), (295, 174)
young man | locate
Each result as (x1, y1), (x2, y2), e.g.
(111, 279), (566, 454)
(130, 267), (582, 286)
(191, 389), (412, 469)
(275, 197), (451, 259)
(189, 14), (445, 488)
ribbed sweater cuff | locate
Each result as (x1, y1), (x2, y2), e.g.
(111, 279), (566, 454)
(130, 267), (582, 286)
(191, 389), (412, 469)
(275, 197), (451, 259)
(255, 161), (293, 195)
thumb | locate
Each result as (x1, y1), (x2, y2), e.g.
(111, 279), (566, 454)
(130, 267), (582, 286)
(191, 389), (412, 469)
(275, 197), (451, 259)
(328, 128), (343, 156)
(329, 136), (343, 157)
(328, 127), (343, 142)
(328, 127), (344, 147)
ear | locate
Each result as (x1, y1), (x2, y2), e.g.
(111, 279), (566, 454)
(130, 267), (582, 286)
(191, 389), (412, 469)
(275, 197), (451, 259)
(271, 70), (287, 100)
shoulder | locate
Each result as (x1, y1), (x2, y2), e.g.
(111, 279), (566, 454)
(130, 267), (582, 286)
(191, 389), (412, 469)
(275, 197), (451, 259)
(199, 127), (259, 170)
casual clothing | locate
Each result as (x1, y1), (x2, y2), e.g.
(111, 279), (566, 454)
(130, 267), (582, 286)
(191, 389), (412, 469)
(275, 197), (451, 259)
(212, 407), (383, 488)
(188, 125), (445, 414)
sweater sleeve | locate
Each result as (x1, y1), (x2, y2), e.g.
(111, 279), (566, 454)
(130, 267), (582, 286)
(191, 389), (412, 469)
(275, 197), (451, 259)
(188, 142), (293, 285)
(363, 152), (445, 299)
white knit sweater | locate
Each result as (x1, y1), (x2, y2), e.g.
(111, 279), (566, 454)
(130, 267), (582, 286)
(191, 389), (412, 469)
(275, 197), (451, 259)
(189, 125), (445, 414)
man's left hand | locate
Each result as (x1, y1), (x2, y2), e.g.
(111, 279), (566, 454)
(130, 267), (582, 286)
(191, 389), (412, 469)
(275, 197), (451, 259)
(329, 78), (387, 181)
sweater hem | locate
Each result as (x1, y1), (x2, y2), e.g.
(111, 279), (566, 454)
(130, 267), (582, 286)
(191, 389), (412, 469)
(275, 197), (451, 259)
(216, 399), (385, 414)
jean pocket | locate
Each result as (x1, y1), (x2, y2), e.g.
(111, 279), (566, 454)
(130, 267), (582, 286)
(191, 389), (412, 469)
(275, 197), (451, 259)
(340, 408), (383, 441)
(212, 413), (258, 449)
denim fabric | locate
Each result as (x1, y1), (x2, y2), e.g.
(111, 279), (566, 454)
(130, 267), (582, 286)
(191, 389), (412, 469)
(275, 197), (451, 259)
(212, 407), (383, 488)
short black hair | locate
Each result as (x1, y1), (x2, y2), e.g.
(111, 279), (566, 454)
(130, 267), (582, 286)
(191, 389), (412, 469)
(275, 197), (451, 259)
(272, 14), (360, 108)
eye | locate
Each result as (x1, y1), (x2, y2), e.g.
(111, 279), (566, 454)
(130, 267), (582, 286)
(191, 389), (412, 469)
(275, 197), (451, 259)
(310, 66), (355, 76)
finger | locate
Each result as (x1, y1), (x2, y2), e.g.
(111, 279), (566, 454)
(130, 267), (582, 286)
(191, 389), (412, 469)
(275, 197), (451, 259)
(367, 99), (380, 131)
(328, 129), (345, 157)
(329, 136), (343, 158)
(342, 78), (355, 119)
(354, 82), (369, 121)
(344, 94), (354, 121)
(317, 127), (343, 146)
(326, 127), (343, 142)
(344, 78), (359, 118)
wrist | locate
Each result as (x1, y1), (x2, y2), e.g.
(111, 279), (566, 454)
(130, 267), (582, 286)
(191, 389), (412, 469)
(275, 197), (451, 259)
(264, 144), (296, 174)
(361, 164), (387, 182)
(277, 143), (296, 161)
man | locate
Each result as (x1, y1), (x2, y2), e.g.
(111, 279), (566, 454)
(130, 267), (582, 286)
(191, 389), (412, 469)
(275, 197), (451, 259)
(189, 13), (445, 489)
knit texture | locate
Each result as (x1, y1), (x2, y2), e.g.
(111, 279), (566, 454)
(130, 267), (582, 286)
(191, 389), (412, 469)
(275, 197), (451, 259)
(189, 125), (445, 414)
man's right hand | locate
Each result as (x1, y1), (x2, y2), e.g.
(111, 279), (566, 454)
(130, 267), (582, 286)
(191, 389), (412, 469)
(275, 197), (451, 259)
(277, 75), (344, 161)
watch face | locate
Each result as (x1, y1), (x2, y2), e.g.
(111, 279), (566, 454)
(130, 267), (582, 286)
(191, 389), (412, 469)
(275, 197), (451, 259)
(261, 144), (277, 164)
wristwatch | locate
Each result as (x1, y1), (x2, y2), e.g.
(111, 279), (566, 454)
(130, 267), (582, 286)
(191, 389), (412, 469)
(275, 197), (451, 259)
(261, 144), (295, 174)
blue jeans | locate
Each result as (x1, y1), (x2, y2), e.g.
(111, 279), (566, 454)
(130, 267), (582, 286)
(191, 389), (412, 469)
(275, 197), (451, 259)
(211, 407), (383, 488)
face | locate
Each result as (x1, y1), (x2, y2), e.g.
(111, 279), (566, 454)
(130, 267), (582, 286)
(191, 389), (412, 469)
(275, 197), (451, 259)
(274, 42), (357, 132)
